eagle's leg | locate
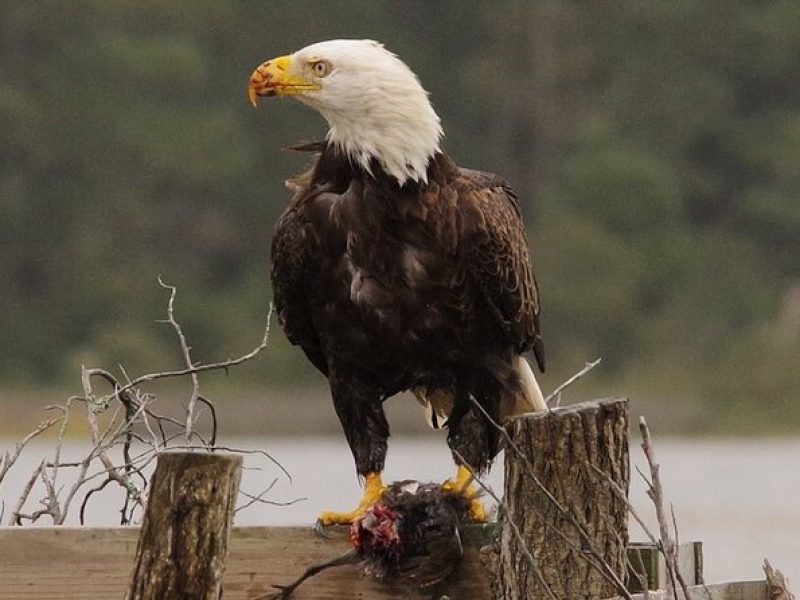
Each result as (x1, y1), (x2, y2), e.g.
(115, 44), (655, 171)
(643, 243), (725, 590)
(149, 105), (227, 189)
(443, 397), (496, 523)
(318, 373), (389, 526)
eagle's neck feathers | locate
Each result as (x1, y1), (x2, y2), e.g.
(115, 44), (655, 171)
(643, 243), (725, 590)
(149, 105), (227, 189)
(315, 92), (441, 186)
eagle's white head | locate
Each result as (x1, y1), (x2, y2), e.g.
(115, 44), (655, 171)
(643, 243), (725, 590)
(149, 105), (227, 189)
(248, 39), (442, 185)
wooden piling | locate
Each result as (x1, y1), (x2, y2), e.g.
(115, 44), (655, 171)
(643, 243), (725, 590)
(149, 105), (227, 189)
(490, 398), (630, 599)
(127, 452), (242, 600)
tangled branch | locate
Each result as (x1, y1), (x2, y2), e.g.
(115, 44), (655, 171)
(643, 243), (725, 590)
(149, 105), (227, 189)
(0, 282), (282, 527)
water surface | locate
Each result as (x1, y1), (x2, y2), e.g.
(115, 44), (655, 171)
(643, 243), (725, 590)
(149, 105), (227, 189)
(1, 436), (797, 588)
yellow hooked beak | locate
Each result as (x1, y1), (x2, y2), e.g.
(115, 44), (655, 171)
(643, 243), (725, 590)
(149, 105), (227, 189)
(247, 54), (320, 106)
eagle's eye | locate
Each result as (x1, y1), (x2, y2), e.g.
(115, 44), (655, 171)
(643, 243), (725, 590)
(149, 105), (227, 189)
(310, 60), (332, 78)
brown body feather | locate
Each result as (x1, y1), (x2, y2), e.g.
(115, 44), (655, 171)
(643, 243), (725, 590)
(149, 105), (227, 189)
(271, 144), (544, 474)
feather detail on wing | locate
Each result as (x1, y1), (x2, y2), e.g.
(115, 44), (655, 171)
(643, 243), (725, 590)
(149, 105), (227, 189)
(270, 187), (328, 376)
(459, 172), (545, 373)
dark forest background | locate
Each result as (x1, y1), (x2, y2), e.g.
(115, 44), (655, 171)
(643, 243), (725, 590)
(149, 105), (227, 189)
(1, 1), (799, 433)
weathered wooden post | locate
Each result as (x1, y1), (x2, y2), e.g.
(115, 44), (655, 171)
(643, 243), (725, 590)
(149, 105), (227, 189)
(127, 452), (242, 600)
(493, 398), (630, 599)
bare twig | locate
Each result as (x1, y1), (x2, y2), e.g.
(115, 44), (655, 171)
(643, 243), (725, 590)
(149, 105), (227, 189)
(0, 417), (60, 487)
(669, 503), (693, 593)
(544, 357), (602, 407)
(7, 460), (44, 525)
(639, 417), (691, 600)
(237, 480), (306, 513)
(588, 463), (658, 545)
(112, 302), (274, 400)
(79, 477), (114, 524)
(256, 551), (359, 600)
(157, 278), (202, 443)
(196, 395), (218, 446)
(167, 445), (291, 483)
(79, 369), (142, 518)
(236, 478), (278, 512)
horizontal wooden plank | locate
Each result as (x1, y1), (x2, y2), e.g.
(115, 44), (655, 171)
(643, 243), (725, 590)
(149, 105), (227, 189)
(608, 580), (769, 600)
(0, 525), (492, 599)
(5, 526), (764, 599)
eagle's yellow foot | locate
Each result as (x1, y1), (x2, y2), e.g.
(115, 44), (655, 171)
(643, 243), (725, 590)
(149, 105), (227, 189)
(442, 464), (487, 522)
(317, 471), (386, 526)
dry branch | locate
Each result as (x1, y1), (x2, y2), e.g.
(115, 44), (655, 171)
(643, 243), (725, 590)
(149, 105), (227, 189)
(0, 283), (279, 528)
(0, 418), (60, 487)
(544, 357), (602, 407)
(157, 277), (202, 443)
(6, 460), (44, 525)
(638, 417), (691, 600)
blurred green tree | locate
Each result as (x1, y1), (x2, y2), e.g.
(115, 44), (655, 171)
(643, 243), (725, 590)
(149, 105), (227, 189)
(0, 0), (797, 429)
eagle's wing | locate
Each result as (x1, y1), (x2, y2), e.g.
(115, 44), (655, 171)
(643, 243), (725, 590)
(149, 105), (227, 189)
(459, 170), (545, 372)
(270, 191), (328, 376)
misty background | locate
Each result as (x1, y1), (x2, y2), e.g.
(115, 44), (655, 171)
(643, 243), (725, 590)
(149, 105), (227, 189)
(1, 1), (799, 437)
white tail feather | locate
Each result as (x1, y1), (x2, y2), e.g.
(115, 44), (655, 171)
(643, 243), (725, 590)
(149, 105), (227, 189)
(515, 355), (547, 412)
(415, 356), (546, 429)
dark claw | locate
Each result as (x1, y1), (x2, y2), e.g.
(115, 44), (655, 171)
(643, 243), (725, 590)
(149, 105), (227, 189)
(313, 518), (332, 538)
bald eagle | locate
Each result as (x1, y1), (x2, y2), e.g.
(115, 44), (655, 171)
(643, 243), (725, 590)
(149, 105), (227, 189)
(248, 40), (545, 525)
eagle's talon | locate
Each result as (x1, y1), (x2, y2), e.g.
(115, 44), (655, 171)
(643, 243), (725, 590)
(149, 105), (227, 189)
(442, 464), (474, 494)
(440, 478), (460, 493)
(468, 497), (487, 522)
(443, 465), (487, 522)
(318, 508), (363, 526)
(316, 471), (386, 526)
